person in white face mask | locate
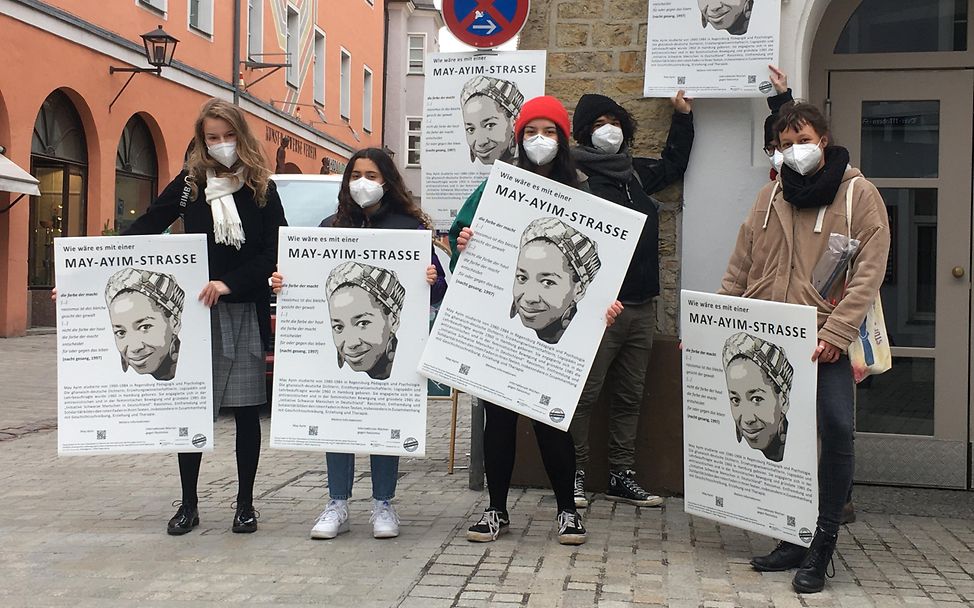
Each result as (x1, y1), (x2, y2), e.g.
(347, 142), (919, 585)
(567, 91), (694, 511)
(448, 95), (627, 548)
(762, 65), (794, 181)
(270, 147), (445, 541)
(721, 102), (890, 595)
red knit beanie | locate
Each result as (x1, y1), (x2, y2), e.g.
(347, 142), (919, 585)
(514, 95), (571, 142)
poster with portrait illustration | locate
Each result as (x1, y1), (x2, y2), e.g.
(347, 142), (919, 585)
(271, 227), (431, 456)
(419, 162), (645, 431)
(681, 290), (818, 546)
(643, 0), (780, 98)
(54, 235), (213, 455)
(422, 50), (547, 230)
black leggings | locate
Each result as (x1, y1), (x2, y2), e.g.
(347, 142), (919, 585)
(178, 405), (262, 508)
(483, 401), (576, 514)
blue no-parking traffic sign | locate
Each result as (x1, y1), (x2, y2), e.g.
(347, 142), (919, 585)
(442, 0), (530, 49)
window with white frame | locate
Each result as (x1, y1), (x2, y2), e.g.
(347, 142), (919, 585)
(314, 30), (325, 105)
(407, 34), (425, 74)
(363, 67), (373, 132)
(340, 49), (351, 120)
(247, 0), (263, 58)
(286, 5), (299, 87)
(406, 118), (422, 167)
(138, 0), (167, 13)
(189, 0), (213, 35)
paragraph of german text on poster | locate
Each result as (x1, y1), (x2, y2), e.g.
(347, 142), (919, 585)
(681, 290), (818, 546)
(55, 234), (213, 455)
(423, 50), (547, 230)
(271, 227), (431, 456)
(420, 162), (645, 431)
(644, 0), (781, 98)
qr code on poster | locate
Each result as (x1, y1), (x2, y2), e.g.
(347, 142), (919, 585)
(391, 429), (401, 440)
(450, 209), (458, 218)
(677, 76), (686, 85)
(787, 515), (796, 527)
(97, 430), (106, 440)
(179, 427), (188, 437)
(309, 426), (318, 436)
(540, 394), (550, 406)
(715, 496), (724, 508)
(748, 75), (757, 84)
(459, 364), (470, 375)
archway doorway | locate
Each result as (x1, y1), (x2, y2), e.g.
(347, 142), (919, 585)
(115, 115), (158, 234)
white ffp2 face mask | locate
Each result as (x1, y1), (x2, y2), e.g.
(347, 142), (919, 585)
(591, 124), (624, 154)
(522, 134), (559, 166)
(768, 149), (784, 173)
(207, 142), (238, 168)
(782, 142), (824, 176)
(349, 177), (385, 208)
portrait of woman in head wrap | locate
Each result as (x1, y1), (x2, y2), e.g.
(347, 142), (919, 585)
(722, 332), (793, 462)
(512, 217), (601, 345)
(460, 75), (525, 166)
(698, 0), (753, 36)
(325, 261), (406, 381)
(105, 268), (185, 382)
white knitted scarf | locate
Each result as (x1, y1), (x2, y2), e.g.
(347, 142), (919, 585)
(204, 169), (246, 250)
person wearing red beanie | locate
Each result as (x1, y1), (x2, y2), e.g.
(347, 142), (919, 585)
(446, 95), (624, 547)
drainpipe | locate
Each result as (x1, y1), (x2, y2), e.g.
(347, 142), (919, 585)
(232, 0), (242, 105)
(381, 0), (390, 148)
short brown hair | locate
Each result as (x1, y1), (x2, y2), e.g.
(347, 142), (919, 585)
(772, 102), (830, 140)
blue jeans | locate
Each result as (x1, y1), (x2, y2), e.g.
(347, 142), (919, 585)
(326, 453), (399, 501)
(816, 356), (855, 535)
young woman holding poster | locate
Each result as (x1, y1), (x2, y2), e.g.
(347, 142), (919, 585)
(449, 95), (623, 546)
(123, 98), (287, 535)
(271, 147), (445, 540)
(720, 102), (889, 594)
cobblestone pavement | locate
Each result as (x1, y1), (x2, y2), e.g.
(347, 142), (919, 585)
(1, 335), (972, 607)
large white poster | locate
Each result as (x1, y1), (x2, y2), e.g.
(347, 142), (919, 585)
(271, 227), (431, 456)
(55, 234), (213, 455)
(419, 162), (645, 430)
(681, 290), (818, 546)
(643, 0), (780, 98)
(422, 50), (547, 230)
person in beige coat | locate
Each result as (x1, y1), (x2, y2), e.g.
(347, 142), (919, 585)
(720, 102), (889, 594)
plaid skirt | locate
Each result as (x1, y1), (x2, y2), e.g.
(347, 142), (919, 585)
(211, 301), (267, 420)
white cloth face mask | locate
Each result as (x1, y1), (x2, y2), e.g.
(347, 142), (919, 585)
(522, 134), (559, 166)
(591, 124), (624, 154)
(349, 177), (385, 208)
(768, 149), (784, 173)
(207, 142), (238, 168)
(782, 142), (823, 176)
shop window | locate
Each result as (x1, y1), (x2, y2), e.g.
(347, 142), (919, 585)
(115, 116), (159, 235)
(29, 90), (88, 288)
(835, 0), (967, 54)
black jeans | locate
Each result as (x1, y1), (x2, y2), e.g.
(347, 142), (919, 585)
(817, 356), (855, 535)
(483, 401), (577, 514)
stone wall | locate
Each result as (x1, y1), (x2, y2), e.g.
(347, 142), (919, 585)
(520, 0), (683, 335)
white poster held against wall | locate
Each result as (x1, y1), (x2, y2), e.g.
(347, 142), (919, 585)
(271, 227), (431, 457)
(681, 290), (818, 546)
(422, 50), (547, 230)
(643, 0), (781, 98)
(55, 234), (213, 455)
(419, 162), (645, 431)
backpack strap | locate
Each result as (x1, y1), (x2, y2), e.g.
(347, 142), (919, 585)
(178, 174), (195, 219)
(762, 181), (780, 229)
(843, 176), (862, 284)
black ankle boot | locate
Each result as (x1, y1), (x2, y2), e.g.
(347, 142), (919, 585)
(167, 501), (199, 536)
(792, 528), (838, 593)
(232, 504), (259, 533)
(750, 540), (807, 571)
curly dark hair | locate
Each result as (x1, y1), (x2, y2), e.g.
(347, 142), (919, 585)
(333, 148), (433, 229)
(574, 105), (639, 149)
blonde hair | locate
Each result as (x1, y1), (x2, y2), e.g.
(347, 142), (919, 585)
(185, 98), (272, 206)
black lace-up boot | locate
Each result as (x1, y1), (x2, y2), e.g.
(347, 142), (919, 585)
(750, 541), (807, 571)
(792, 528), (838, 594)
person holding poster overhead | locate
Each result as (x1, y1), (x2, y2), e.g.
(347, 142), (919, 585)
(720, 102), (889, 593)
(271, 147), (445, 540)
(123, 98), (287, 536)
(567, 91), (693, 509)
(450, 96), (624, 546)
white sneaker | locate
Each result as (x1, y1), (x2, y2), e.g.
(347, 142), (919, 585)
(371, 499), (400, 539)
(310, 499), (349, 539)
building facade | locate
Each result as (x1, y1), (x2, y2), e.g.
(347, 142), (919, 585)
(383, 0), (442, 204)
(0, 0), (385, 334)
(532, 0), (974, 490)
